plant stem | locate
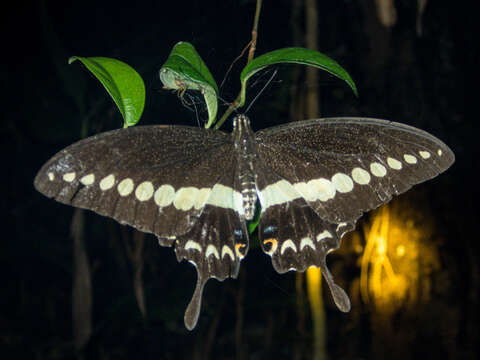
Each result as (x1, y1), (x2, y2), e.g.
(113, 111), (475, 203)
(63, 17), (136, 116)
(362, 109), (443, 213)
(214, 0), (262, 130)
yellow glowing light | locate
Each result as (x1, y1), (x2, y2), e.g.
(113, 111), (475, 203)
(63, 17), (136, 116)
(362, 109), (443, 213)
(359, 200), (439, 313)
(354, 244), (364, 253)
(306, 266), (326, 359)
(396, 244), (406, 257)
(306, 266), (322, 309)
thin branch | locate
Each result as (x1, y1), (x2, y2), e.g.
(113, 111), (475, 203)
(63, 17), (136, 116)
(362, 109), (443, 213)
(214, 0), (263, 130)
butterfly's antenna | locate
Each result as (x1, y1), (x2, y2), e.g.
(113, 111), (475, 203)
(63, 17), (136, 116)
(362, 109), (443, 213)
(217, 95), (240, 117)
(220, 40), (252, 90)
(245, 69), (278, 114)
(191, 94), (201, 127)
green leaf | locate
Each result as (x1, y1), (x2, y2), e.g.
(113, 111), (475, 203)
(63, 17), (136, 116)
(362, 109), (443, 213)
(159, 42), (219, 128)
(239, 47), (358, 107)
(69, 56), (145, 127)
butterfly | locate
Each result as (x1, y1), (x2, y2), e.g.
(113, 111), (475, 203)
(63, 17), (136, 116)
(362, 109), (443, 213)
(34, 115), (454, 329)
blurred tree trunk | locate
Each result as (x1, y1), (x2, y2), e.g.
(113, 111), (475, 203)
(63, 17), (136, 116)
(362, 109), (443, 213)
(71, 208), (92, 354)
(132, 231), (146, 319)
(360, 0), (392, 114)
(290, 1), (327, 359)
(305, 0), (320, 118)
(304, 1), (327, 360)
(122, 228), (147, 320)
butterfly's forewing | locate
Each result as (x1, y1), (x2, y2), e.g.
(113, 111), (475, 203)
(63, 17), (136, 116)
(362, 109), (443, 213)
(254, 117), (454, 310)
(255, 118), (454, 224)
(34, 125), (233, 239)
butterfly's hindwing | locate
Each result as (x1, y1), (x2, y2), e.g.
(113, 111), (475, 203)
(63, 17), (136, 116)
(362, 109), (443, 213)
(172, 162), (249, 281)
(34, 125), (235, 239)
(168, 164), (249, 330)
(256, 118), (454, 224)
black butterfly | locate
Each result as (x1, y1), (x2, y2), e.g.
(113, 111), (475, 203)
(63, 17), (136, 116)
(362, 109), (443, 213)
(34, 115), (454, 329)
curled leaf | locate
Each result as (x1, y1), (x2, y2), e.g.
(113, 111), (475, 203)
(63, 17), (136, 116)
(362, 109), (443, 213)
(160, 42), (219, 128)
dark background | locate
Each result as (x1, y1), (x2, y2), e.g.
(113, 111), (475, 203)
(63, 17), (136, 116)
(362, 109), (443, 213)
(2, 0), (478, 359)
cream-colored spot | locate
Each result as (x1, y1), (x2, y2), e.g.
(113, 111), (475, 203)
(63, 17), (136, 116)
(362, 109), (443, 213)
(331, 173), (354, 193)
(154, 185), (175, 207)
(437, 149), (443, 156)
(63, 172), (76, 182)
(294, 182), (316, 202)
(281, 239), (297, 254)
(185, 240), (202, 253)
(194, 188), (211, 210)
(300, 237), (315, 250)
(47, 172), (55, 181)
(206, 184), (242, 212)
(221, 245), (235, 260)
(263, 238), (278, 256)
(260, 180), (300, 210)
(370, 162), (387, 177)
(80, 174), (95, 186)
(174, 187), (198, 211)
(117, 178), (134, 196)
(404, 154), (417, 164)
(316, 230), (332, 241)
(351, 167), (371, 185)
(205, 245), (220, 259)
(135, 181), (154, 201)
(100, 174), (115, 190)
(387, 157), (402, 170)
(419, 151), (431, 159)
(308, 178), (336, 202)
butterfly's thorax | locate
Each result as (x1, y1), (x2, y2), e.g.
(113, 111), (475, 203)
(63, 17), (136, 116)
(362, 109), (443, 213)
(232, 115), (258, 220)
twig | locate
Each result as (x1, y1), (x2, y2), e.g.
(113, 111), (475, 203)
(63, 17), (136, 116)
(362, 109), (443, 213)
(214, 0), (263, 130)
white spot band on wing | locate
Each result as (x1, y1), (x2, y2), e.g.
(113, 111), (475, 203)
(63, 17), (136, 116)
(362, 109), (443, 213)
(117, 178), (134, 196)
(261, 178), (336, 211)
(206, 184), (243, 213)
(370, 162), (387, 177)
(63, 172), (76, 182)
(403, 154), (418, 164)
(331, 173), (354, 193)
(173, 187), (197, 210)
(387, 157), (402, 170)
(351, 167), (371, 185)
(80, 174), (95, 186)
(100, 174), (115, 190)
(154, 185), (175, 207)
(135, 181), (154, 201)
(419, 151), (431, 159)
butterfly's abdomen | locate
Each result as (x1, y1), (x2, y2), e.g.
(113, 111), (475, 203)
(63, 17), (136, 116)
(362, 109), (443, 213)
(233, 115), (258, 220)
(238, 168), (257, 220)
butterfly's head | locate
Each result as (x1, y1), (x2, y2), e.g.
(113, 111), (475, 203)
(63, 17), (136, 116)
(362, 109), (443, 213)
(232, 114), (251, 130)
